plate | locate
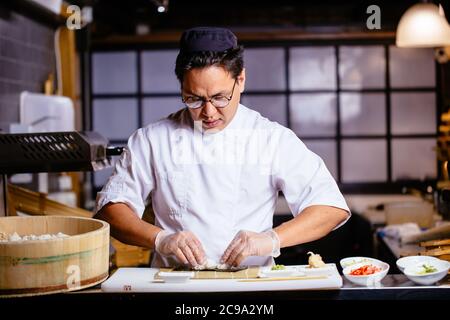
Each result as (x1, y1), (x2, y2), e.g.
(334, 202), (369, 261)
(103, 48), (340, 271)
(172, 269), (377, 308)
(260, 266), (304, 278)
(298, 264), (336, 276)
(157, 271), (195, 283)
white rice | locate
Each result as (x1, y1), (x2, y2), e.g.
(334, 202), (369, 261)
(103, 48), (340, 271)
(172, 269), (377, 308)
(0, 232), (69, 242)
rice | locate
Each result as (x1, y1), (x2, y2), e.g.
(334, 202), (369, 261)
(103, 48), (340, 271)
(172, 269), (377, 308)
(0, 232), (69, 242)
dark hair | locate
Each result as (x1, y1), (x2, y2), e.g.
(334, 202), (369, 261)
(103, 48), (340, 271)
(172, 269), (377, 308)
(175, 45), (244, 84)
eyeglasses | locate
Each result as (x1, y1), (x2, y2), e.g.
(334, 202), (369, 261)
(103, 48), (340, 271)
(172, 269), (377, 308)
(182, 79), (237, 109)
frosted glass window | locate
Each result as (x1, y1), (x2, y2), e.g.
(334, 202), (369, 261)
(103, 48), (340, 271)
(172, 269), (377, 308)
(391, 93), (436, 134)
(241, 94), (287, 126)
(339, 46), (385, 89)
(392, 138), (436, 180)
(289, 47), (336, 90)
(141, 50), (179, 93)
(289, 93), (336, 137)
(303, 140), (337, 179)
(342, 139), (387, 182)
(93, 99), (138, 140)
(94, 166), (114, 189)
(389, 46), (435, 88)
(340, 93), (386, 135)
(92, 52), (137, 94)
(142, 97), (184, 125)
(94, 150), (121, 188)
(244, 48), (286, 91)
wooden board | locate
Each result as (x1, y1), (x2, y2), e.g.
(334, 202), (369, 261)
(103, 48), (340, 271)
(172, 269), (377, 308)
(420, 238), (450, 247)
(7, 184), (92, 218)
(111, 238), (151, 268)
(420, 247), (450, 256)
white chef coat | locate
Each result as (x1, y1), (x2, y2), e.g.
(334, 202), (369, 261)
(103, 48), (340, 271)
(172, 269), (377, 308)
(96, 104), (350, 267)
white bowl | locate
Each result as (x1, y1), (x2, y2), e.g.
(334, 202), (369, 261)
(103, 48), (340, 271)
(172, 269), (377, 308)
(340, 256), (383, 269)
(403, 260), (450, 285)
(396, 255), (442, 272)
(343, 261), (390, 287)
(158, 271), (194, 283)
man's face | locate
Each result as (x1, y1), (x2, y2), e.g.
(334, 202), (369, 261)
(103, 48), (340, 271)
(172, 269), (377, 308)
(182, 65), (245, 132)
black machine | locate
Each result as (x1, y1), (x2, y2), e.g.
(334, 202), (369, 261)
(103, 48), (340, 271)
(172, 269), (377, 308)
(0, 131), (123, 174)
(0, 131), (123, 216)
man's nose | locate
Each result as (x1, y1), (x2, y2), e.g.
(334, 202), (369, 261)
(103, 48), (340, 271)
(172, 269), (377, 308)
(202, 101), (217, 117)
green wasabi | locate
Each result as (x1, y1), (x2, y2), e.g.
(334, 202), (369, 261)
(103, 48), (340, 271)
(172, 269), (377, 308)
(271, 264), (286, 270)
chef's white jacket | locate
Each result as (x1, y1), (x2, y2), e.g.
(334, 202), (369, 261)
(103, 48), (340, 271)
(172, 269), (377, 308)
(96, 104), (350, 267)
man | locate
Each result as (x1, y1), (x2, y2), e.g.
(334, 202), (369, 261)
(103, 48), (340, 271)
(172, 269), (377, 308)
(95, 27), (350, 268)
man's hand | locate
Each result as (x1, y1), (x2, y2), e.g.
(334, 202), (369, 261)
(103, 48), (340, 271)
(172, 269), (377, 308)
(221, 230), (280, 266)
(155, 230), (206, 267)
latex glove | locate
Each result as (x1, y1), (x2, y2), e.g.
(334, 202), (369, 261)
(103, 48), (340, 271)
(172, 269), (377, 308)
(154, 230), (206, 267)
(221, 230), (280, 266)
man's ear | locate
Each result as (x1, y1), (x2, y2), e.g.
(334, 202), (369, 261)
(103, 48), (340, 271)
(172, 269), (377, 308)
(238, 68), (246, 93)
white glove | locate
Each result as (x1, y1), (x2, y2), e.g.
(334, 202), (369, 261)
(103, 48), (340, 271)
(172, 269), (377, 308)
(154, 230), (206, 267)
(220, 230), (281, 266)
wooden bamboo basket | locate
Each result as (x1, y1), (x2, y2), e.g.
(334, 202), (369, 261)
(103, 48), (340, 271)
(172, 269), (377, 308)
(0, 216), (109, 297)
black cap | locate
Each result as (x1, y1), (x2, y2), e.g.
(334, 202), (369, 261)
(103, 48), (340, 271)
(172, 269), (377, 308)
(179, 27), (238, 53)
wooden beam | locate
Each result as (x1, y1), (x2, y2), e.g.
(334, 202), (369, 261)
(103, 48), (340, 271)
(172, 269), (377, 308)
(56, 27), (83, 207)
(92, 30), (396, 47)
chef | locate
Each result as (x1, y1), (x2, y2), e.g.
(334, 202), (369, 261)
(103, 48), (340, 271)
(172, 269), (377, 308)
(95, 27), (350, 269)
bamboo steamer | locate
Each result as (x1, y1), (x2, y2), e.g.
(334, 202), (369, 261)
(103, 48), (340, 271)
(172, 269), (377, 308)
(0, 216), (109, 297)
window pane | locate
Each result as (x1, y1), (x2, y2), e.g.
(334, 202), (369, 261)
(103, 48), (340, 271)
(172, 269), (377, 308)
(93, 98), (138, 140)
(392, 138), (436, 180)
(389, 46), (436, 88)
(289, 93), (336, 137)
(339, 46), (385, 89)
(93, 148), (122, 188)
(340, 93), (386, 135)
(94, 166), (114, 189)
(244, 48), (286, 91)
(391, 93), (436, 134)
(141, 50), (179, 93)
(142, 97), (184, 125)
(342, 139), (387, 182)
(303, 139), (337, 179)
(92, 52), (137, 94)
(289, 47), (336, 90)
(241, 94), (287, 126)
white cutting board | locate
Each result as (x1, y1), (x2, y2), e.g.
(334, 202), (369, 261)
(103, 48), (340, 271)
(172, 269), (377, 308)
(101, 264), (342, 292)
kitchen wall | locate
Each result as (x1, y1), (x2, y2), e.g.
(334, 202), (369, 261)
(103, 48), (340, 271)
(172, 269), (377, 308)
(0, 6), (55, 128)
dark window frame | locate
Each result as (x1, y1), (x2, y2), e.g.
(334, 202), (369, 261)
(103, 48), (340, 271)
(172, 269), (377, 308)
(88, 38), (440, 195)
